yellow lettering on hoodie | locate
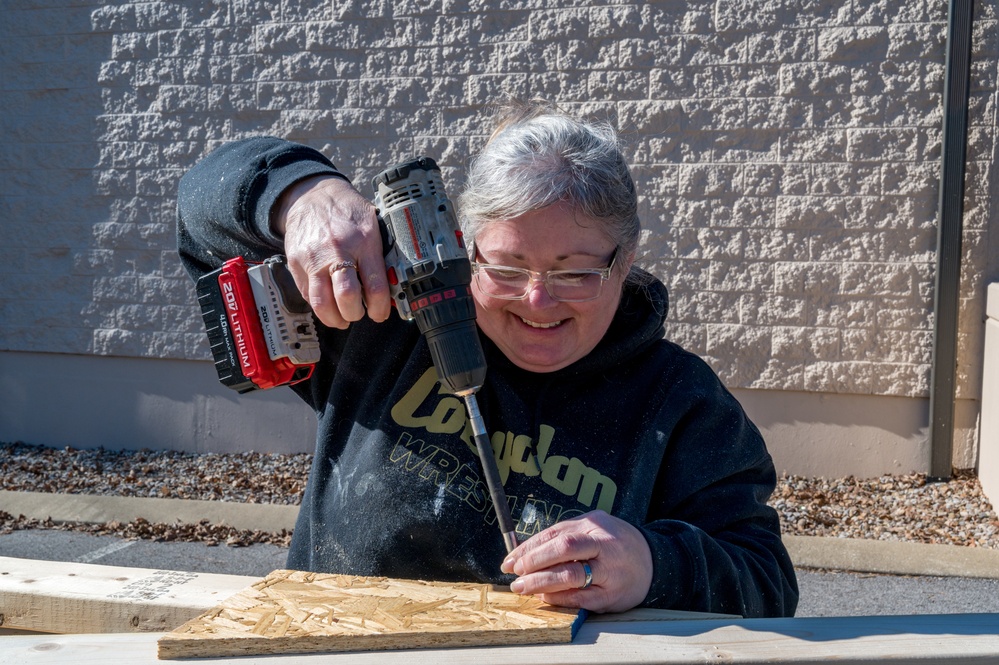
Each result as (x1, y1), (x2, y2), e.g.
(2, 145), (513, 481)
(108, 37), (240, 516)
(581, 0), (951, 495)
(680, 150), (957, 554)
(391, 369), (617, 512)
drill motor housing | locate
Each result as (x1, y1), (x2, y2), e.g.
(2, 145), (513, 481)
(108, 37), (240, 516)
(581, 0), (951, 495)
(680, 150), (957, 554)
(197, 157), (487, 397)
(373, 157), (486, 396)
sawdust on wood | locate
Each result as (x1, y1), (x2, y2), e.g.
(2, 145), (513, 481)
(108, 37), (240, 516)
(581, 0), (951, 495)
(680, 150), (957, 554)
(157, 570), (583, 659)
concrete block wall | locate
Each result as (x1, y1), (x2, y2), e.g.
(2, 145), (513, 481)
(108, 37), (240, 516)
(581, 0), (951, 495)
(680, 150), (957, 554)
(2, 0), (998, 469)
(982, 283), (999, 509)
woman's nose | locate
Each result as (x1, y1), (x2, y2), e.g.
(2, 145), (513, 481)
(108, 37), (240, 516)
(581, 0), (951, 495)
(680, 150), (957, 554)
(524, 277), (558, 307)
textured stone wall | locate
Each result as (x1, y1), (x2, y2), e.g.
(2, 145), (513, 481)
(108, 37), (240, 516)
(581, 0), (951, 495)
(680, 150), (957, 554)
(2, 0), (997, 403)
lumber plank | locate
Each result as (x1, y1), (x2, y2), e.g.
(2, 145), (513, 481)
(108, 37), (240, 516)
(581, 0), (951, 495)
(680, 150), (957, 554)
(0, 555), (257, 634)
(7, 613), (999, 664)
(157, 570), (584, 659)
(0, 557), (723, 639)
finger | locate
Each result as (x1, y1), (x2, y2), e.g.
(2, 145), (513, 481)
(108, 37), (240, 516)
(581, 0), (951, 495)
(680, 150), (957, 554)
(307, 270), (348, 329)
(506, 529), (599, 577)
(535, 587), (608, 612)
(356, 254), (392, 323)
(509, 559), (596, 596)
(329, 261), (366, 323)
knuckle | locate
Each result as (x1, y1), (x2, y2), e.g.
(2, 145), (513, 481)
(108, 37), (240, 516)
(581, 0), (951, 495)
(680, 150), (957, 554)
(364, 276), (389, 291)
(559, 532), (590, 553)
(557, 567), (577, 588)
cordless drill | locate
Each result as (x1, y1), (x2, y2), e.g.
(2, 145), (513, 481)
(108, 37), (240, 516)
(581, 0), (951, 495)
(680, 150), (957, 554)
(195, 157), (518, 553)
(373, 157), (486, 397)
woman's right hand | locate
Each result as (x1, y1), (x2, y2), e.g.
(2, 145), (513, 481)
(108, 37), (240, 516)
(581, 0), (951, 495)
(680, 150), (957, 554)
(273, 175), (392, 329)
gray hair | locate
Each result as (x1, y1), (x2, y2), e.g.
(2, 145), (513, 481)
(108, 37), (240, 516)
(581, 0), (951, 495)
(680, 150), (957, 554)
(458, 101), (640, 262)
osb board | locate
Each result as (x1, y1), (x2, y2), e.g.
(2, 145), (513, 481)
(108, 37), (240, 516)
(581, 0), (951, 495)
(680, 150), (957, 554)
(157, 570), (585, 660)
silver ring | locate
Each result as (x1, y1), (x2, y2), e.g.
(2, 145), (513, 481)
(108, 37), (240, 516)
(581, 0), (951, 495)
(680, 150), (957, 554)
(330, 260), (357, 274)
(578, 560), (593, 589)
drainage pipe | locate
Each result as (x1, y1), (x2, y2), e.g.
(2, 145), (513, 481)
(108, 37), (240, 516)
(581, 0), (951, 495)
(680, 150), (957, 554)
(928, 0), (976, 480)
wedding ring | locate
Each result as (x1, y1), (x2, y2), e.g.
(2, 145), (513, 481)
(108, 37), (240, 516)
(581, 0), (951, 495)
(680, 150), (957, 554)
(578, 560), (593, 589)
(330, 260), (357, 274)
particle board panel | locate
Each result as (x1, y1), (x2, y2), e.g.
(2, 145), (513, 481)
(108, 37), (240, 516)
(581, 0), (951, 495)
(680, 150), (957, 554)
(157, 569), (585, 659)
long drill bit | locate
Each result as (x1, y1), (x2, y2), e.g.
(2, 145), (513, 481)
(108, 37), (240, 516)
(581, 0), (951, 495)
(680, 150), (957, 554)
(461, 392), (518, 553)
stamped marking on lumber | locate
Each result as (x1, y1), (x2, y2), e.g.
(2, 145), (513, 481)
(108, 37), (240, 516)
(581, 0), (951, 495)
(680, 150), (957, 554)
(158, 570), (585, 659)
(108, 570), (199, 602)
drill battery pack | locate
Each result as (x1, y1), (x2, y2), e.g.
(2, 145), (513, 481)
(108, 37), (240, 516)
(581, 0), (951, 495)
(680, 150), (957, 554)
(196, 256), (320, 393)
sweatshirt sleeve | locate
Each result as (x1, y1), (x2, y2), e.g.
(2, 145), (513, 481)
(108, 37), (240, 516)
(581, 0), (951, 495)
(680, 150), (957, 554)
(638, 355), (799, 618)
(176, 136), (347, 281)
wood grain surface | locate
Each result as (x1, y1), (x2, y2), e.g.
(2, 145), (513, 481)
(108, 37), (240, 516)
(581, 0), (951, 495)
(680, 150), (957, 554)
(0, 555), (255, 634)
(157, 570), (585, 659)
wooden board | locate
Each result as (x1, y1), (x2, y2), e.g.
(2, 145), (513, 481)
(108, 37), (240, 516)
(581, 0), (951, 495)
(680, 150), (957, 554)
(8, 613), (999, 665)
(0, 555), (256, 634)
(157, 570), (585, 659)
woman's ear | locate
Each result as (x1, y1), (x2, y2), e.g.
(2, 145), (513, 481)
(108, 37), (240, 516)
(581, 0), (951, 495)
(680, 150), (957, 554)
(618, 250), (637, 278)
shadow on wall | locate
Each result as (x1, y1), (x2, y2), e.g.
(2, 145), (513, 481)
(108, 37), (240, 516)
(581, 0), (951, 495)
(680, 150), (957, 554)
(731, 388), (936, 478)
(0, 351), (316, 454)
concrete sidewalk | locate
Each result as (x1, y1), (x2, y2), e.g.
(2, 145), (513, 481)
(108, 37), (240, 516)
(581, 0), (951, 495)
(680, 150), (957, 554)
(3, 489), (999, 580)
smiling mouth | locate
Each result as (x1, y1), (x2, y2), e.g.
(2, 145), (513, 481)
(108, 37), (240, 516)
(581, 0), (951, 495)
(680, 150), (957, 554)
(519, 316), (563, 329)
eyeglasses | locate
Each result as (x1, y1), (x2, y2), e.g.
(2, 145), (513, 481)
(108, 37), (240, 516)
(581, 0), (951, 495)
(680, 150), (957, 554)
(471, 248), (618, 302)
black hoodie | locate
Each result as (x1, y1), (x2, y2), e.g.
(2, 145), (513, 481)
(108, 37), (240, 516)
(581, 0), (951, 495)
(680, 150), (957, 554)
(177, 137), (798, 618)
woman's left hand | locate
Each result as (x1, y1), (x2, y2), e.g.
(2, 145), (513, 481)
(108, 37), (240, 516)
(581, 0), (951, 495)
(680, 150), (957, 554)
(501, 510), (653, 613)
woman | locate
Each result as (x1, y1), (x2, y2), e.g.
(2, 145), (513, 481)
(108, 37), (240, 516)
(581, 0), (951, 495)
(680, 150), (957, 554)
(177, 100), (798, 617)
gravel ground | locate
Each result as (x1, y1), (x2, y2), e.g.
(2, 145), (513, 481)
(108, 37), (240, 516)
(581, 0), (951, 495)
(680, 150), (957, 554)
(2, 441), (998, 550)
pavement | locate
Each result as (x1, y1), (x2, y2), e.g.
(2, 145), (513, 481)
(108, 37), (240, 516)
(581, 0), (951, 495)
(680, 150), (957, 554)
(3, 489), (999, 618)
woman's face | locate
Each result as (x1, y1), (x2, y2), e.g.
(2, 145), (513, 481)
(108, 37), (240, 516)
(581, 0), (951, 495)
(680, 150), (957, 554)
(470, 202), (630, 373)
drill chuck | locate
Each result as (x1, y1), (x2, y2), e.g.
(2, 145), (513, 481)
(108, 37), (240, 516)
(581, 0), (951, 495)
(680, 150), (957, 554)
(425, 320), (487, 396)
